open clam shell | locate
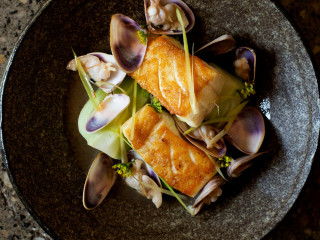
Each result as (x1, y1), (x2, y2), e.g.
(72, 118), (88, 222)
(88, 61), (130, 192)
(227, 152), (266, 178)
(184, 134), (227, 158)
(66, 53), (126, 93)
(110, 14), (147, 73)
(124, 159), (163, 208)
(127, 150), (161, 187)
(144, 0), (195, 35)
(189, 175), (225, 215)
(83, 153), (117, 210)
(86, 94), (130, 133)
(234, 47), (256, 83)
(174, 117), (227, 158)
(226, 106), (265, 155)
(89, 53), (127, 93)
(195, 34), (236, 56)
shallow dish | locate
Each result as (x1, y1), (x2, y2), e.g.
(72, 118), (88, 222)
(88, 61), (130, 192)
(1, 0), (319, 239)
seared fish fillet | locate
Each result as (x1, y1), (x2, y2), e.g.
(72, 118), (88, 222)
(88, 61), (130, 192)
(130, 35), (225, 127)
(122, 105), (216, 197)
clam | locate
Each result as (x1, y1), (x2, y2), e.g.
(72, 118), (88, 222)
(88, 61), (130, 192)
(144, 0), (195, 34)
(174, 117), (227, 158)
(195, 34), (236, 56)
(110, 14), (147, 73)
(234, 47), (256, 83)
(125, 160), (162, 208)
(83, 153), (117, 210)
(189, 175), (226, 215)
(66, 53), (126, 93)
(226, 107), (265, 155)
(127, 150), (161, 187)
(227, 152), (266, 178)
(86, 94), (130, 133)
(89, 53), (127, 92)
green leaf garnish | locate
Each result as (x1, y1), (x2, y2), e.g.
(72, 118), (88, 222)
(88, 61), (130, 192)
(176, 9), (198, 114)
(72, 49), (100, 111)
(137, 30), (147, 45)
(159, 176), (194, 216)
(149, 97), (162, 113)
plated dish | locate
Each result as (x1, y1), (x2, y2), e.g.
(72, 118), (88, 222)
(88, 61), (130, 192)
(1, 0), (319, 239)
(67, 0), (266, 216)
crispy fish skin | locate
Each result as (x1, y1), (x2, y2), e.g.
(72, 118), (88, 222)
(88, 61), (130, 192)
(122, 105), (216, 197)
(130, 35), (225, 127)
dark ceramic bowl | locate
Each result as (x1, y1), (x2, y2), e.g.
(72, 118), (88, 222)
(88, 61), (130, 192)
(1, 0), (319, 239)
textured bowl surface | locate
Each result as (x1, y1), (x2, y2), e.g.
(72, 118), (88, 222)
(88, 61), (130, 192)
(1, 0), (319, 239)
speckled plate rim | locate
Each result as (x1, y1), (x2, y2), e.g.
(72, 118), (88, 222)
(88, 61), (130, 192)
(0, 1), (60, 239)
(0, 1), (319, 240)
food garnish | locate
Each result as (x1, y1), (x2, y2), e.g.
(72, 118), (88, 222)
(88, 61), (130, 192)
(205, 152), (227, 181)
(130, 80), (138, 140)
(72, 50), (100, 111)
(113, 160), (184, 198)
(113, 162), (133, 177)
(217, 156), (233, 168)
(144, 0), (195, 35)
(137, 30), (148, 45)
(149, 96), (162, 113)
(239, 82), (256, 99)
(67, 0), (266, 216)
(176, 8), (198, 114)
(159, 176), (194, 216)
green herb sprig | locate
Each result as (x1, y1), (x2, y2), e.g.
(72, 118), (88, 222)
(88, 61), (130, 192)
(176, 9), (198, 114)
(112, 161), (134, 177)
(239, 82), (256, 99)
(217, 156), (233, 168)
(137, 30), (147, 45)
(72, 49), (100, 111)
(149, 97), (162, 113)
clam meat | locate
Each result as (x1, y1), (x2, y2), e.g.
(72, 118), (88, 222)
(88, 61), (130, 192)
(127, 150), (162, 187)
(125, 160), (162, 208)
(144, 0), (195, 34)
(189, 175), (226, 215)
(174, 117), (227, 158)
(67, 53), (126, 93)
(234, 47), (256, 83)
